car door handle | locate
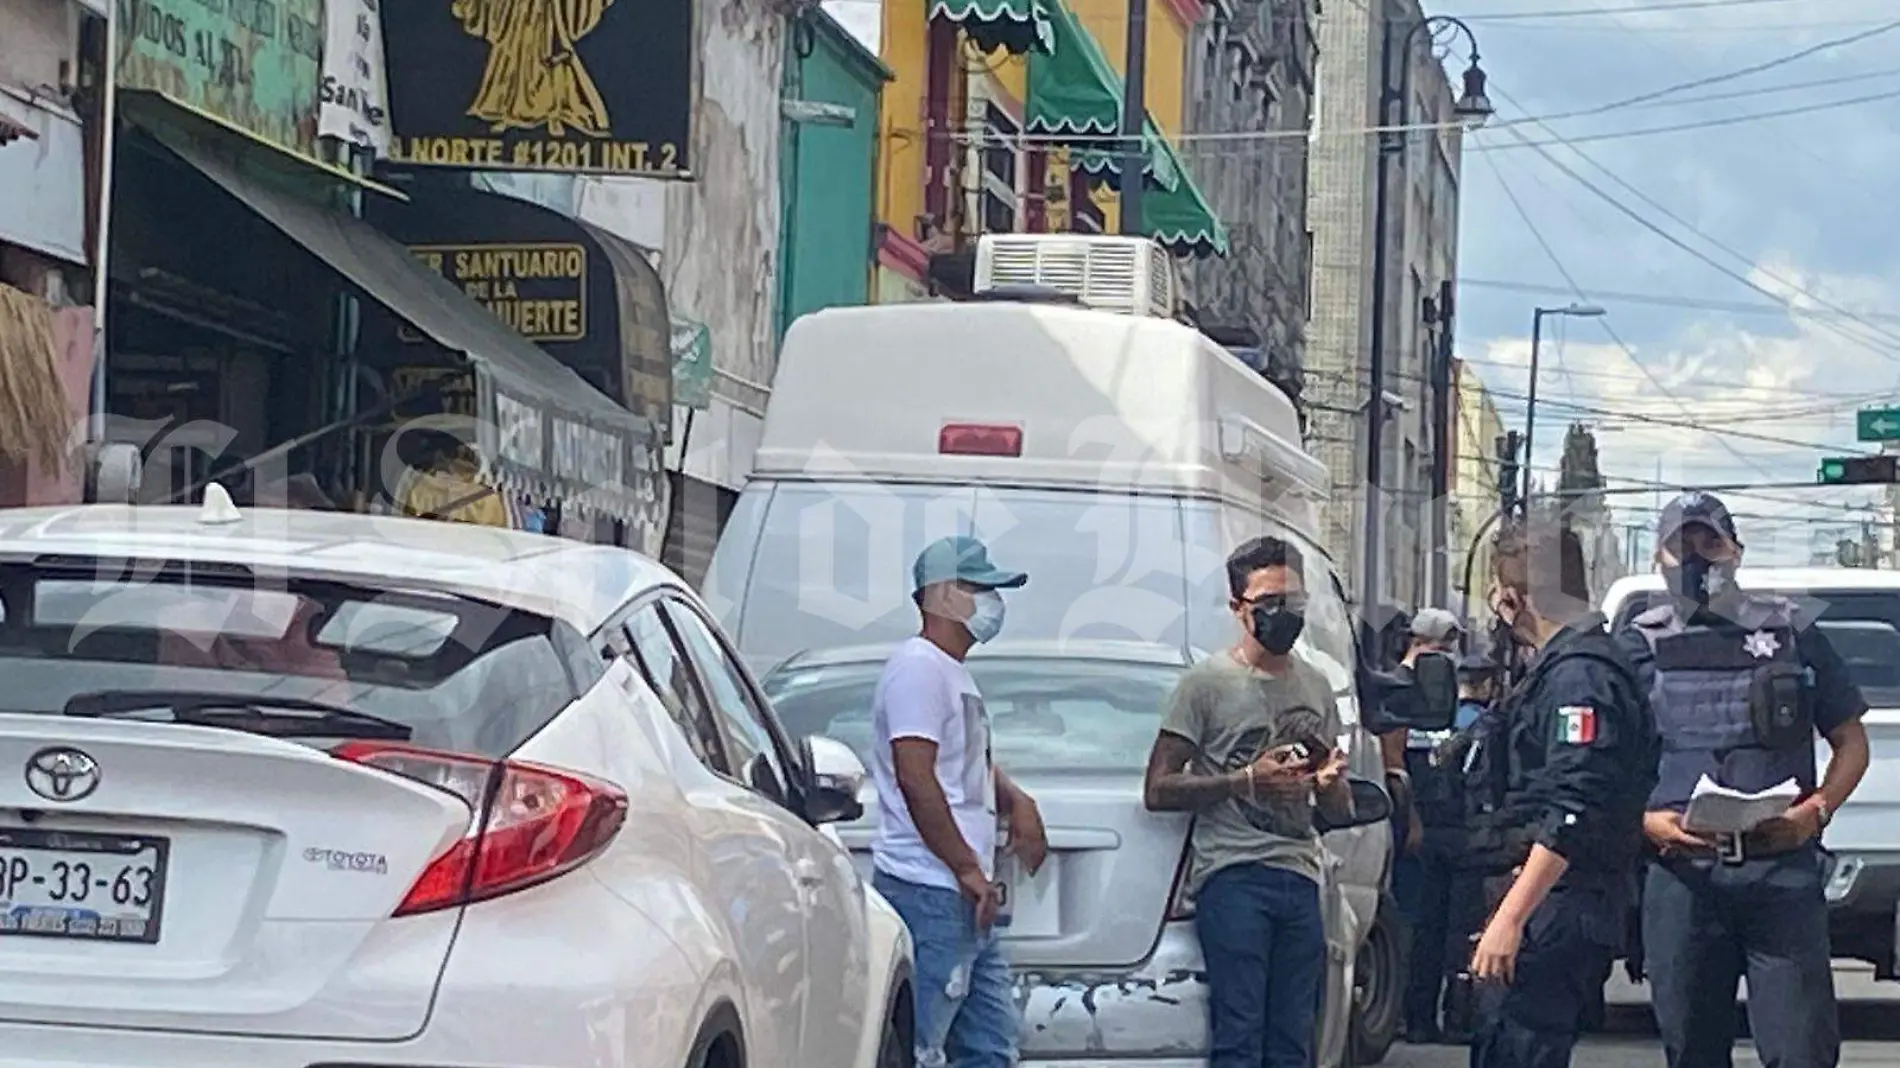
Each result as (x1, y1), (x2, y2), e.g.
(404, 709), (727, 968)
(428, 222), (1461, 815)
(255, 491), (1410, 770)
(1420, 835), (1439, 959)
(795, 858), (825, 887)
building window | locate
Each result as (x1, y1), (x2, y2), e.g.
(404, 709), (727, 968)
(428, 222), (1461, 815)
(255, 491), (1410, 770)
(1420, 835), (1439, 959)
(981, 103), (1021, 234)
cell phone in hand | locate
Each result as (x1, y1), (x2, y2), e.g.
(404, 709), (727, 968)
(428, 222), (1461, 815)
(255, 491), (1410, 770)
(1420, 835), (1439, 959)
(1287, 737), (1330, 770)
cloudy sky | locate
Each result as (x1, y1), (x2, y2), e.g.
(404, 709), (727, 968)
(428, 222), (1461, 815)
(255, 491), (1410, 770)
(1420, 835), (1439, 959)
(820, 0), (1900, 566)
(1448, 0), (1900, 566)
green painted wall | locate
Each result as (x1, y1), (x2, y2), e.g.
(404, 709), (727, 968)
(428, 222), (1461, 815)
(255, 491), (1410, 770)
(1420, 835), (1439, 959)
(778, 13), (890, 343)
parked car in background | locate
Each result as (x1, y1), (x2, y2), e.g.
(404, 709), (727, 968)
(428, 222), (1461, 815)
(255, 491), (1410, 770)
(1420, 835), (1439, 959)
(763, 638), (1400, 1068)
(1603, 568), (1900, 982)
(0, 495), (911, 1068)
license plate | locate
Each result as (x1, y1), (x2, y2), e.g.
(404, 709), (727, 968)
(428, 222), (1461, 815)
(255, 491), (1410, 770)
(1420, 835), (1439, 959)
(0, 828), (168, 944)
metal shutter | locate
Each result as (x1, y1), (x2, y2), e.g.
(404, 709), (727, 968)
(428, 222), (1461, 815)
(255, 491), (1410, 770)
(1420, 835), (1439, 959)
(662, 472), (734, 590)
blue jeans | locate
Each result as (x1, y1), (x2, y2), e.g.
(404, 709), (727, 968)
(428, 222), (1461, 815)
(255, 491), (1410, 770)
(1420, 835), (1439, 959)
(873, 869), (1018, 1068)
(1195, 862), (1326, 1068)
(1644, 848), (1838, 1068)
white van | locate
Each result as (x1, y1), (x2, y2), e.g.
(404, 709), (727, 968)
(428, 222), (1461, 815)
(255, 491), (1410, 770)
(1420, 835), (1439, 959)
(704, 280), (1415, 1064)
(1602, 568), (1900, 979)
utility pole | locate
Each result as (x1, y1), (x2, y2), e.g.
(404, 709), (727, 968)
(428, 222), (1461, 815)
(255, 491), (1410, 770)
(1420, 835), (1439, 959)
(1362, 14), (1488, 622)
(1429, 280), (1455, 607)
(1117, 0), (1148, 235)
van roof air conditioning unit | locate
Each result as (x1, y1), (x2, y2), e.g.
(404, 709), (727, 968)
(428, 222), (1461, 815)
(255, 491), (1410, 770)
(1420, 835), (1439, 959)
(973, 234), (1180, 319)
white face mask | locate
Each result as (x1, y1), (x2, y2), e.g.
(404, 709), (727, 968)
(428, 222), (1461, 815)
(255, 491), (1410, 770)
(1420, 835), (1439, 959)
(965, 589), (1007, 643)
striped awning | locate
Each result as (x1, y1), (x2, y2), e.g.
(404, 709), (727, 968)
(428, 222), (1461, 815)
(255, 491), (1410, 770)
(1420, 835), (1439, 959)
(1026, 0), (1178, 190)
(929, 0), (1054, 55)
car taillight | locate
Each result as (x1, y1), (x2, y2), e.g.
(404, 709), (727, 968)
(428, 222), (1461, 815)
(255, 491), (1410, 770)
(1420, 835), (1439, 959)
(334, 741), (629, 916)
(1165, 844), (1195, 921)
(938, 422), (1023, 457)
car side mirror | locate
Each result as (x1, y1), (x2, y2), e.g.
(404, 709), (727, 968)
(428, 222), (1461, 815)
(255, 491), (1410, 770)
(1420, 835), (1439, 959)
(1314, 775), (1395, 834)
(1359, 650), (1459, 734)
(801, 735), (867, 825)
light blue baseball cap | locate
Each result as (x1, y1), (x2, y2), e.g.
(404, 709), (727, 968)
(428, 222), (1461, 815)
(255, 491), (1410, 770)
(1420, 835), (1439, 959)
(912, 535), (1027, 593)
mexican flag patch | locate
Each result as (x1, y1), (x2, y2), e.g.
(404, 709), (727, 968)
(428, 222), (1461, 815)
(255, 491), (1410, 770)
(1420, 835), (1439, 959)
(1557, 706), (1597, 746)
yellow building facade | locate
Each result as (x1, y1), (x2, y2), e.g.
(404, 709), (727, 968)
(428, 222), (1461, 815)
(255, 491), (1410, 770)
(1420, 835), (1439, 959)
(874, 0), (1208, 295)
(1451, 358), (1508, 611)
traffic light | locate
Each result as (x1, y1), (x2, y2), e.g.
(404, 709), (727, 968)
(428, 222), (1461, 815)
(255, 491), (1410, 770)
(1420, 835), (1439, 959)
(1496, 431), (1523, 511)
(1817, 455), (1900, 485)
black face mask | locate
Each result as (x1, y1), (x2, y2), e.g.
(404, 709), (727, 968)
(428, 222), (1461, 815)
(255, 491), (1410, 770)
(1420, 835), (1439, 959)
(1250, 604), (1306, 655)
(1663, 552), (1737, 607)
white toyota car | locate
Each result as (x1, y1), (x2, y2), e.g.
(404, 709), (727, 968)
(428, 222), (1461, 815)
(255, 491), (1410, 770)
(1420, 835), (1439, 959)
(0, 494), (912, 1068)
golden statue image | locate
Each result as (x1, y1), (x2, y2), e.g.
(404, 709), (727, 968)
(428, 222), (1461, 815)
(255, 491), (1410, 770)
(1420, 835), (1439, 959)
(450, 0), (617, 138)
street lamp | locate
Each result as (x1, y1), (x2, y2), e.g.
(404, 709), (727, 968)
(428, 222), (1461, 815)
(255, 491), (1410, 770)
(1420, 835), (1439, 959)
(1363, 13), (1489, 637)
(1521, 303), (1608, 511)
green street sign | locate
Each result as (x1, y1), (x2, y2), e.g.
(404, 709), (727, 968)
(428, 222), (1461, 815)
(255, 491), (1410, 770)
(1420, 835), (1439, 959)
(1819, 455), (1900, 485)
(1857, 408), (1900, 442)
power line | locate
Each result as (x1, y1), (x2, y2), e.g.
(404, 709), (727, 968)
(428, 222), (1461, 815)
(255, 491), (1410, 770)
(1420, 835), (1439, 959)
(1561, 16), (1900, 116)
(1468, 142), (1783, 479)
(1459, 279), (1900, 324)
(1485, 86), (1900, 363)
(1468, 86), (1900, 153)
(1461, 0), (1807, 21)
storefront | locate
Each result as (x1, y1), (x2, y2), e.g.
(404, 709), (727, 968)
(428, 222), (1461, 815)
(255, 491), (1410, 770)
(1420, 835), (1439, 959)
(98, 2), (664, 541)
(103, 106), (662, 541)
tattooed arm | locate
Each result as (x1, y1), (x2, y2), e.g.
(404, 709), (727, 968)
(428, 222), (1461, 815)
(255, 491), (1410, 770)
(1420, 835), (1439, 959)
(1144, 731), (1246, 811)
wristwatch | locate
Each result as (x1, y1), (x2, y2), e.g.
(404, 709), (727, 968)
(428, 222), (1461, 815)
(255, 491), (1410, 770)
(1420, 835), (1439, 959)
(1812, 796), (1833, 828)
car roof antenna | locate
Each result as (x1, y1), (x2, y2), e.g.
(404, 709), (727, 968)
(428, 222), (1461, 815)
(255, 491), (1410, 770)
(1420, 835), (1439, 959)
(199, 483), (242, 526)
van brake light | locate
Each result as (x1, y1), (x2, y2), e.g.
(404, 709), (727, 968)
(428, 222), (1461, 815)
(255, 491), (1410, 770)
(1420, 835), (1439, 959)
(939, 423), (1023, 457)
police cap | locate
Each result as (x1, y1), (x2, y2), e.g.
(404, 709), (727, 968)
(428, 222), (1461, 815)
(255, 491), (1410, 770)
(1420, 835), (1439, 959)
(1657, 491), (1742, 549)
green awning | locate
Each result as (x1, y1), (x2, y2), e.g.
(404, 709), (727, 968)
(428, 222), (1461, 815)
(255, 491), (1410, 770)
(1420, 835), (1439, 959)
(1074, 138), (1227, 258)
(929, 0), (1054, 55)
(1026, 0), (1178, 191)
(1138, 147), (1229, 258)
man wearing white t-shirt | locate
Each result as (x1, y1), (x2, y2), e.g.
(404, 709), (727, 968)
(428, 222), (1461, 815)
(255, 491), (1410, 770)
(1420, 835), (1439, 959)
(871, 535), (1047, 1068)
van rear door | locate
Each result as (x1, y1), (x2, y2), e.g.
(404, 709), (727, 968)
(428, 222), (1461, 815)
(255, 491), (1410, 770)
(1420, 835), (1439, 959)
(968, 490), (1194, 648)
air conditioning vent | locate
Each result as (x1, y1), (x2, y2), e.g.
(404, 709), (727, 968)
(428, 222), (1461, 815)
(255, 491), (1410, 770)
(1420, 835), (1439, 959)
(973, 234), (1180, 318)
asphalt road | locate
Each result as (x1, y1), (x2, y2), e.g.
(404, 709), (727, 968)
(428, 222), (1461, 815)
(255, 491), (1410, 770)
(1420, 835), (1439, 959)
(1383, 963), (1900, 1067)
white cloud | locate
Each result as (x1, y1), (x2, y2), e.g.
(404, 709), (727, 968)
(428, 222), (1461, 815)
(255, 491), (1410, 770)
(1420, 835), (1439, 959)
(1448, 0), (1900, 566)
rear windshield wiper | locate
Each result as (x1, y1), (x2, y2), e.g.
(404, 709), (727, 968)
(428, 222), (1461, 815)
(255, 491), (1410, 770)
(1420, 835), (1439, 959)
(64, 690), (413, 741)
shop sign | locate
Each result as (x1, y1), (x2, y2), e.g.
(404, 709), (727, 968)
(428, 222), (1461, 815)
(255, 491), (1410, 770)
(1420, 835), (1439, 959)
(403, 244), (587, 343)
(670, 316), (712, 410)
(493, 386), (630, 495)
(365, 185), (673, 433)
(319, 0), (392, 153)
(380, 0), (693, 177)
(116, 0), (325, 160)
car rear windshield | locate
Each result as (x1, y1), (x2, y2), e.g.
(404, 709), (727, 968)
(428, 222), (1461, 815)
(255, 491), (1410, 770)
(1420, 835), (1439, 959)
(763, 657), (1183, 773)
(0, 559), (593, 756)
(1613, 588), (1900, 709)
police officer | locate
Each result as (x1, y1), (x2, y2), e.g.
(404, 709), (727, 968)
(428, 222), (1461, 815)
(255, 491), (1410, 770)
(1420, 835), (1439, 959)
(1619, 492), (1871, 1068)
(1465, 520), (1654, 1068)
(1400, 643), (1495, 1044)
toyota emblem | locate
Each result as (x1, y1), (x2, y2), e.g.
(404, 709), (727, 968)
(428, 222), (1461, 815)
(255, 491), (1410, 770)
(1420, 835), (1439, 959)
(24, 747), (101, 803)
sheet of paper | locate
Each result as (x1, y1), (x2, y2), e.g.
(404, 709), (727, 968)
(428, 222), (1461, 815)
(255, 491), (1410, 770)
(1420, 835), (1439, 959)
(1682, 775), (1800, 834)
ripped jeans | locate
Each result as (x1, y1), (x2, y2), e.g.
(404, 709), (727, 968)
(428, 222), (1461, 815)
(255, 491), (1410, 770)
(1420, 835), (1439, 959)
(873, 869), (1018, 1068)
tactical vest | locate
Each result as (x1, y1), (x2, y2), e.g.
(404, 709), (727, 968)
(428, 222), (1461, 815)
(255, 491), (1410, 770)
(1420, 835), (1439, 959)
(1459, 703), (1533, 874)
(1460, 631), (1649, 874)
(1634, 597), (1815, 812)
(1406, 702), (1486, 828)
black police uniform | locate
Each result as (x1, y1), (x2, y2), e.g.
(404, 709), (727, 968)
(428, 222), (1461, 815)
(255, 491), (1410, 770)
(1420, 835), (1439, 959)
(1620, 586), (1866, 1068)
(1399, 680), (1492, 1041)
(1464, 613), (1655, 1068)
